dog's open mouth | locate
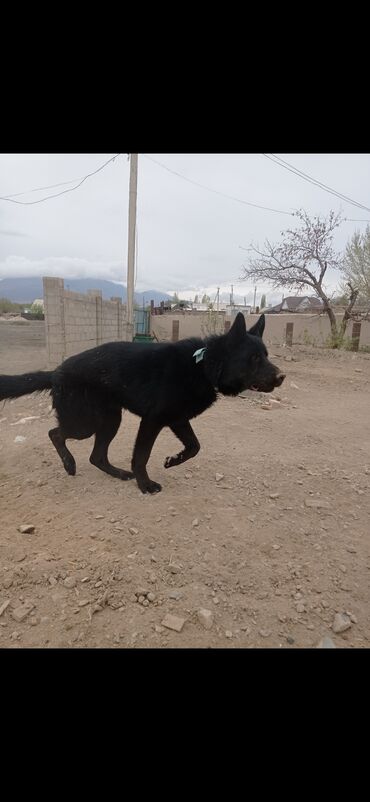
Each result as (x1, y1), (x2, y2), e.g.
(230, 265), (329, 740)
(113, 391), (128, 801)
(251, 385), (259, 391)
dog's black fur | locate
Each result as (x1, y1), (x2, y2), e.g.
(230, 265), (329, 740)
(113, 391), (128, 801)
(0, 313), (285, 493)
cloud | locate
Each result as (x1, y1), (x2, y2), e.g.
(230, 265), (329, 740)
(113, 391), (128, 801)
(0, 229), (30, 238)
(0, 255), (125, 281)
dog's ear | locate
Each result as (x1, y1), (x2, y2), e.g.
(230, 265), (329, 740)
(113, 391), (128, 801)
(227, 312), (246, 341)
(248, 314), (265, 339)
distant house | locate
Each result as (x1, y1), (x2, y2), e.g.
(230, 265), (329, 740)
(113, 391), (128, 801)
(264, 296), (324, 314)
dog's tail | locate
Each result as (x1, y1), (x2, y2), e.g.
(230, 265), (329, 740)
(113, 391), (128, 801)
(0, 371), (54, 401)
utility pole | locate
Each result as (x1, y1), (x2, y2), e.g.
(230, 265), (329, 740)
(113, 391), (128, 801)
(126, 154), (138, 341)
(216, 287), (220, 313)
(253, 285), (257, 312)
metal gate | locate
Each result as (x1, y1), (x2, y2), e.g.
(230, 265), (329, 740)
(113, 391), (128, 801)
(134, 309), (150, 336)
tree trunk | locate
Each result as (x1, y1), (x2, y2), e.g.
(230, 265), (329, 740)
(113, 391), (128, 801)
(338, 283), (359, 340)
(323, 303), (339, 346)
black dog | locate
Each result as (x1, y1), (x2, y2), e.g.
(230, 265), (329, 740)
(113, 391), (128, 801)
(0, 313), (285, 493)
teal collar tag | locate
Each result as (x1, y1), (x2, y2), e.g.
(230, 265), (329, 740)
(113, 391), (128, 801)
(193, 347), (206, 364)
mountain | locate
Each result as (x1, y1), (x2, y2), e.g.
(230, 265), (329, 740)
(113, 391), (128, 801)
(0, 277), (172, 305)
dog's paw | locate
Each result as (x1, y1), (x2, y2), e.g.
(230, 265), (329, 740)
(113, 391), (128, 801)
(138, 479), (162, 494)
(164, 454), (182, 469)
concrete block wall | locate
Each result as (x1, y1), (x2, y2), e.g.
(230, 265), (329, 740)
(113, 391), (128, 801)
(150, 311), (370, 349)
(43, 277), (128, 368)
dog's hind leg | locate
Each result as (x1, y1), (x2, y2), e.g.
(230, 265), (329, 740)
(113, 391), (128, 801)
(164, 420), (200, 469)
(89, 409), (133, 480)
(131, 418), (163, 493)
(49, 427), (76, 476)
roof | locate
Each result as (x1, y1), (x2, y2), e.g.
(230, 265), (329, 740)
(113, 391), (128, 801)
(265, 296), (324, 313)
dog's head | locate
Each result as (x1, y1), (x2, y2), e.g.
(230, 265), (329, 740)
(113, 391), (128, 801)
(216, 313), (285, 396)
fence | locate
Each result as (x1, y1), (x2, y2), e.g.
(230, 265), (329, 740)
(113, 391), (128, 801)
(150, 311), (370, 349)
(43, 277), (128, 368)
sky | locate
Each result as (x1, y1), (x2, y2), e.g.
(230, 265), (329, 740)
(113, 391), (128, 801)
(1, 153), (369, 306)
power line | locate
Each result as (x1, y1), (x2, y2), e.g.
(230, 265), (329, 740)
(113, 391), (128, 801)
(262, 153), (370, 213)
(3, 177), (87, 199)
(0, 154), (122, 206)
(142, 154), (293, 216)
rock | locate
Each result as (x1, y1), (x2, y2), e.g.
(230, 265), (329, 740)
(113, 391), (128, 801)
(269, 493), (280, 499)
(215, 473), (224, 482)
(259, 629), (271, 638)
(155, 624), (164, 634)
(261, 403), (272, 410)
(161, 614), (186, 632)
(296, 603), (305, 613)
(286, 636), (295, 644)
(304, 498), (331, 509)
(18, 524), (35, 534)
(135, 588), (149, 598)
(14, 435), (27, 443)
(332, 613), (352, 634)
(168, 563), (181, 574)
(197, 608), (214, 630)
(0, 600), (11, 616)
(225, 630), (233, 638)
(185, 472), (192, 479)
(138, 595), (146, 605)
(128, 527), (139, 536)
(147, 592), (156, 602)
(192, 518), (199, 527)
(317, 636), (336, 648)
(290, 382), (299, 389)
(348, 612), (358, 624)
(12, 602), (34, 622)
(168, 590), (182, 600)
(64, 576), (77, 589)
(48, 576), (58, 587)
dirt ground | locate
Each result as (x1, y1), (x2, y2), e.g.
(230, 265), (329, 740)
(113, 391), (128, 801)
(1, 318), (369, 649)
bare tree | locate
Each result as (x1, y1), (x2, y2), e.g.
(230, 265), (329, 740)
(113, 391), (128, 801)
(241, 209), (358, 346)
(340, 225), (370, 318)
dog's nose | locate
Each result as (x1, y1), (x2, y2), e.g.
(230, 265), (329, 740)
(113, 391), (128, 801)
(275, 373), (286, 386)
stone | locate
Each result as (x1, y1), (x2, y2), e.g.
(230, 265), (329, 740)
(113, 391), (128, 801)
(317, 636), (336, 648)
(161, 614), (186, 632)
(147, 592), (156, 602)
(269, 493), (280, 499)
(259, 629), (271, 638)
(197, 608), (214, 630)
(192, 518), (199, 527)
(296, 603), (305, 613)
(168, 563), (181, 574)
(129, 527), (139, 536)
(168, 590), (182, 601)
(225, 630), (233, 638)
(215, 473), (224, 482)
(0, 600), (11, 616)
(18, 524), (35, 534)
(12, 602), (34, 622)
(304, 498), (331, 509)
(64, 576), (77, 589)
(332, 613), (352, 634)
